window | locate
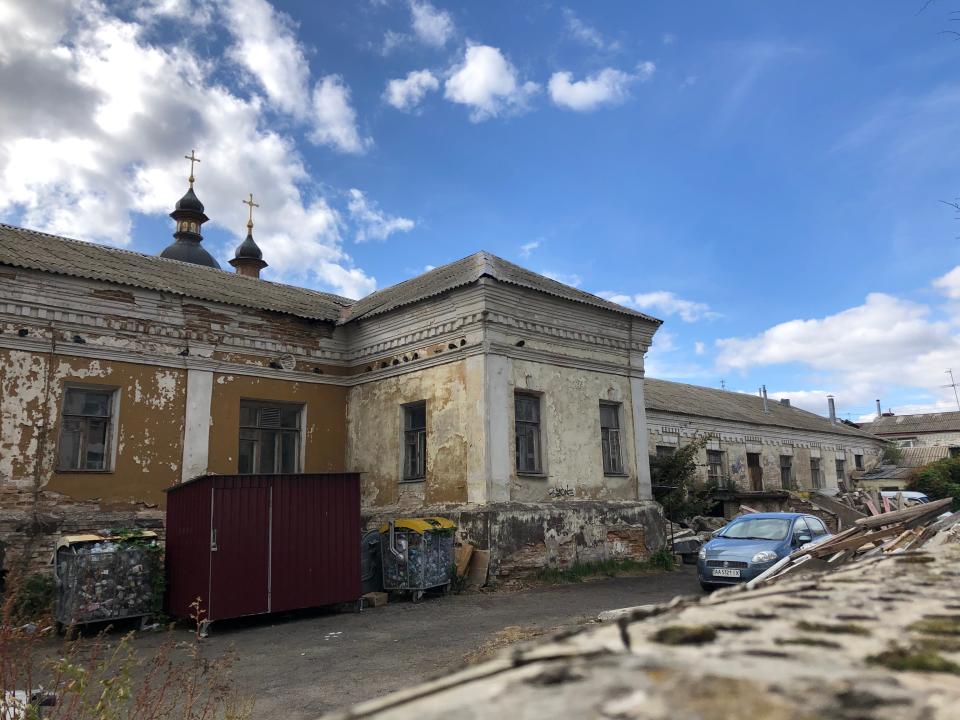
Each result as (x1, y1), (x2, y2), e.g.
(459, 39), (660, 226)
(792, 517), (811, 543)
(810, 458), (823, 489)
(57, 387), (115, 471)
(402, 402), (426, 481)
(706, 450), (725, 485)
(656, 445), (676, 459)
(950, 447), (960, 459)
(779, 455), (793, 489)
(855, 454), (864, 470)
(599, 403), (624, 474)
(805, 517), (828, 536)
(238, 400), (302, 474)
(835, 458), (846, 482)
(515, 393), (542, 474)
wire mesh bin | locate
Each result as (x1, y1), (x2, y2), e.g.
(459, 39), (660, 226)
(53, 532), (160, 630)
(379, 517), (456, 602)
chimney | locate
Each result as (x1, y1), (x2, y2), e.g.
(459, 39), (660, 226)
(827, 395), (837, 423)
(780, 398), (791, 407)
(876, 399), (882, 418)
(762, 385), (769, 413)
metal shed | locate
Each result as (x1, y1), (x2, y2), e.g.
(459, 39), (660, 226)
(165, 473), (360, 623)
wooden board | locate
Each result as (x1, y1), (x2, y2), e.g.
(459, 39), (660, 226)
(466, 550), (490, 589)
(455, 543), (475, 578)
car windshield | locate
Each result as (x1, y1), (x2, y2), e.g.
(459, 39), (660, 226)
(719, 518), (791, 541)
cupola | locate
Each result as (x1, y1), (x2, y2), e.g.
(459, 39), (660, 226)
(158, 150), (221, 269)
(229, 192), (267, 279)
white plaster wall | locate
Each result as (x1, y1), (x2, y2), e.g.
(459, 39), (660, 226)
(181, 369), (212, 481)
(507, 358), (639, 502)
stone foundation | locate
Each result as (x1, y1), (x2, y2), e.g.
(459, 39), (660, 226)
(362, 500), (666, 579)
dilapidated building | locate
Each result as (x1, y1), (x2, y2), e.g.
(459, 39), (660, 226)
(0, 177), (668, 577)
(644, 380), (885, 492)
(858, 410), (960, 454)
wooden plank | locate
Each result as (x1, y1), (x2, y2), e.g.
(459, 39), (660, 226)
(855, 497), (953, 529)
(466, 550), (490, 589)
(739, 505), (761, 514)
(808, 524), (904, 557)
(896, 491), (905, 511)
(455, 543), (475, 578)
(882, 496), (892, 513)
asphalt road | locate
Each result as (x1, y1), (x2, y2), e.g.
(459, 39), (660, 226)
(199, 565), (700, 718)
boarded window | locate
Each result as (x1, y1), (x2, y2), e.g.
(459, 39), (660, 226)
(238, 400), (302, 474)
(600, 402), (623, 474)
(515, 393), (542, 474)
(747, 452), (763, 491)
(779, 455), (793, 489)
(57, 387), (115, 471)
(835, 458), (846, 482)
(706, 450), (724, 485)
(402, 402), (427, 481)
(810, 457), (823, 489)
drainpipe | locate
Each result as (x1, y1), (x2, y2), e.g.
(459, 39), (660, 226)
(828, 395), (837, 424)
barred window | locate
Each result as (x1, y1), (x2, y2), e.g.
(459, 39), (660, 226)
(515, 393), (542, 474)
(57, 387), (115, 471)
(238, 400), (302, 474)
(403, 402), (427, 481)
(600, 402), (624, 474)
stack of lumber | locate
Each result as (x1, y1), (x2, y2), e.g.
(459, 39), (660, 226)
(834, 488), (921, 516)
(747, 497), (958, 588)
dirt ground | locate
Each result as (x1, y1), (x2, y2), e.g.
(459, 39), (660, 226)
(34, 565), (699, 718)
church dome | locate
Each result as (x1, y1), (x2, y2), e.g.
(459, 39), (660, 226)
(175, 187), (205, 213)
(234, 231), (263, 260)
(160, 241), (221, 269)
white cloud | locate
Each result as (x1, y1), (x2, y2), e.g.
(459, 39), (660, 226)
(519, 240), (540, 258)
(548, 62), (654, 112)
(444, 44), (539, 122)
(347, 189), (415, 242)
(662, 33), (676, 46)
(934, 266), (960, 299)
(0, 0), (377, 298)
(221, 0), (369, 154)
(694, 341), (706, 355)
(541, 270), (582, 288)
(715, 292), (960, 414)
(409, 0), (454, 47)
(562, 9), (617, 52)
(599, 290), (717, 322)
(383, 69), (439, 112)
(310, 75), (372, 154)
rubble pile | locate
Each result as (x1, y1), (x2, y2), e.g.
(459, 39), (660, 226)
(833, 488), (924, 516)
(748, 497), (959, 588)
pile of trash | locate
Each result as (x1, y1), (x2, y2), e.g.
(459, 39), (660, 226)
(747, 497), (959, 588)
(667, 516), (726, 562)
(832, 488), (925, 516)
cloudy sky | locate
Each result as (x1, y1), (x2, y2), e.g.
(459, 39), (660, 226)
(2, 0), (959, 421)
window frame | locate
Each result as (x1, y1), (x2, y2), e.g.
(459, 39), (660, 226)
(835, 458), (846, 482)
(655, 445), (677, 459)
(810, 457), (823, 489)
(854, 454), (864, 471)
(238, 399), (304, 475)
(599, 401), (625, 475)
(706, 449), (725, 486)
(56, 384), (119, 473)
(401, 401), (427, 482)
(514, 392), (544, 475)
(779, 454), (793, 490)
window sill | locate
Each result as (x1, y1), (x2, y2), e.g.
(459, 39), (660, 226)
(400, 478), (425, 484)
(603, 472), (631, 478)
(55, 469), (114, 474)
(516, 472), (547, 479)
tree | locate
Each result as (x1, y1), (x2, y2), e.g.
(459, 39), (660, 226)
(908, 457), (960, 510)
(650, 436), (718, 521)
(882, 443), (904, 465)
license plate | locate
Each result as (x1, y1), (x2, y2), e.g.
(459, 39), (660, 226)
(712, 568), (741, 578)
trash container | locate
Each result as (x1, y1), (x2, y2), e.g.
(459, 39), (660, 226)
(379, 517), (456, 601)
(53, 531), (160, 631)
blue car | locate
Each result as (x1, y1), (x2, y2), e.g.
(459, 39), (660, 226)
(697, 512), (832, 591)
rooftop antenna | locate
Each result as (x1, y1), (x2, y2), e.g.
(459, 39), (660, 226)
(720, 379), (726, 390)
(945, 369), (960, 411)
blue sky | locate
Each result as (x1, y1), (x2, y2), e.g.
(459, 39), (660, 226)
(2, 0), (960, 420)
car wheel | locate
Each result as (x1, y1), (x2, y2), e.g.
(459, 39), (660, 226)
(699, 581), (717, 592)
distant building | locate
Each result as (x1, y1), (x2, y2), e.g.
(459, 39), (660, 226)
(644, 380), (885, 492)
(858, 411), (960, 456)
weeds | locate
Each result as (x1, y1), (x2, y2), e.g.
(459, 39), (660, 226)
(532, 550), (675, 585)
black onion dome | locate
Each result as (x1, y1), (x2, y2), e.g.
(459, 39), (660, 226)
(160, 240), (221, 269)
(175, 187), (205, 213)
(234, 231), (263, 260)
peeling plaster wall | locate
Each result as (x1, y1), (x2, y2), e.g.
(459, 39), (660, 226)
(347, 360), (472, 509)
(208, 374), (347, 476)
(508, 359), (639, 503)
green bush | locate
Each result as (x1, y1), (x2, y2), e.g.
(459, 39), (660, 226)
(9, 573), (55, 622)
(908, 457), (960, 511)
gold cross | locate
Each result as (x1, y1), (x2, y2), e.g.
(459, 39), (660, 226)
(243, 192), (260, 228)
(184, 150), (200, 187)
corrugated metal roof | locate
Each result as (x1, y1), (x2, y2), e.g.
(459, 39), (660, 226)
(645, 378), (879, 440)
(858, 411), (960, 436)
(0, 224), (352, 323)
(853, 465), (914, 481)
(344, 251), (662, 323)
(899, 446), (950, 468)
